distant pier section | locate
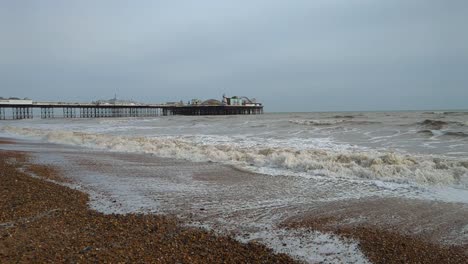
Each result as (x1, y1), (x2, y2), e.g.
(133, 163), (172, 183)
(0, 95), (263, 120)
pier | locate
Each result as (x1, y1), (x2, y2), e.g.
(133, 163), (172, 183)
(0, 102), (263, 120)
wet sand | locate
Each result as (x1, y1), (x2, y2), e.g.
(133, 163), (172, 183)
(1, 138), (468, 263)
(283, 197), (468, 246)
(281, 198), (468, 263)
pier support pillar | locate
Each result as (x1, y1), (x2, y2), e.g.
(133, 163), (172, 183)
(41, 107), (54, 119)
(12, 108), (17, 119)
(64, 107), (77, 118)
(12, 107), (33, 119)
(111, 107), (116, 117)
(0, 107), (4, 120)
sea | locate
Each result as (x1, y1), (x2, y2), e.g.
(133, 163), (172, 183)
(1, 111), (468, 263)
(2, 111), (468, 188)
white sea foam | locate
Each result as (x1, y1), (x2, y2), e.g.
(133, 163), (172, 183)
(237, 228), (369, 264)
(3, 126), (467, 187)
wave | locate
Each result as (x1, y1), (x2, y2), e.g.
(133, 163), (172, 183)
(2, 126), (467, 187)
(418, 130), (468, 138)
(289, 119), (345, 126)
(348, 121), (381, 125)
(332, 115), (355, 119)
(417, 130), (441, 137)
(445, 132), (468, 138)
(424, 111), (468, 116)
(424, 111), (445, 115)
(289, 119), (380, 127)
(417, 119), (467, 130)
(417, 130), (434, 136)
(419, 119), (449, 130)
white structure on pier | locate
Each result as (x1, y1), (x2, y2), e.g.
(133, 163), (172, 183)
(0, 98), (33, 105)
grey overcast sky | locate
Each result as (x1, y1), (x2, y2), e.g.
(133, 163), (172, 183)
(0, 1), (467, 112)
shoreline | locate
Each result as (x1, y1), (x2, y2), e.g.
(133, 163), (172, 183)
(0, 148), (296, 263)
(1, 138), (468, 263)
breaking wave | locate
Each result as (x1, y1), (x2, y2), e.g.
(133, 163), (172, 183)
(2, 126), (468, 187)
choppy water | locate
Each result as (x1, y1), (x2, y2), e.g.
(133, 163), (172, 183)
(2, 111), (468, 188)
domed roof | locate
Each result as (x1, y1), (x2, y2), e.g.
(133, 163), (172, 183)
(201, 99), (222, 106)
